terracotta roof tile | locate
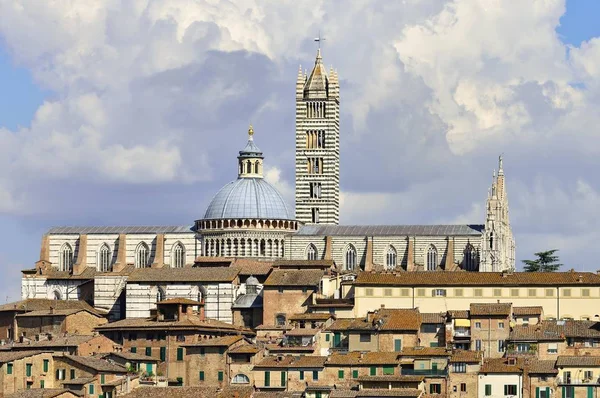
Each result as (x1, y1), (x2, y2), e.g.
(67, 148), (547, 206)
(327, 319), (371, 331)
(355, 271), (600, 287)
(62, 376), (96, 385)
(106, 352), (160, 362)
(449, 350), (482, 363)
(470, 303), (512, 317)
(6, 389), (77, 398)
(356, 375), (424, 382)
(513, 306), (543, 316)
(120, 386), (253, 398)
(420, 313), (445, 324)
(272, 260), (335, 269)
(480, 358), (525, 374)
(290, 356), (327, 368)
(285, 328), (320, 336)
(510, 320), (600, 341)
(376, 309), (421, 331)
(527, 360), (558, 374)
(0, 351), (45, 363)
(509, 325), (563, 342)
(254, 355), (326, 369)
(10, 335), (98, 349)
(289, 313), (335, 321)
(448, 310), (469, 319)
(329, 390), (359, 398)
(16, 309), (99, 317)
(56, 354), (127, 372)
(96, 317), (251, 334)
(556, 356), (600, 367)
(232, 259), (273, 276)
(326, 352), (400, 366)
(253, 392), (302, 398)
(183, 335), (243, 347)
(264, 270), (324, 287)
(399, 347), (450, 357)
(356, 389), (422, 397)
(0, 298), (101, 315)
(228, 344), (259, 354)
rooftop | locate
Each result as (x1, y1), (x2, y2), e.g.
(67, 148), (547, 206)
(355, 271), (600, 287)
(513, 306), (544, 316)
(470, 303), (512, 317)
(556, 356), (600, 367)
(96, 317), (252, 335)
(128, 267), (239, 283)
(0, 298), (101, 315)
(183, 335), (244, 347)
(356, 389), (422, 397)
(120, 387), (254, 398)
(6, 389), (78, 398)
(449, 350), (483, 363)
(203, 177), (293, 221)
(480, 358), (524, 374)
(55, 354), (127, 372)
(47, 226), (192, 234)
(263, 269), (324, 287)
(326, 352), (400, 366)
(296, 224), (484, 237)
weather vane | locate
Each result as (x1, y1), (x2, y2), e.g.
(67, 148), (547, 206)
(314, 30), (325, 49)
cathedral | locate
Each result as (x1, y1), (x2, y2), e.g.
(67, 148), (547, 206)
(21, 49), (515, 319)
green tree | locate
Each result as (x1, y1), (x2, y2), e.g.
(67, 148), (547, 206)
(522, 249), (562, 272)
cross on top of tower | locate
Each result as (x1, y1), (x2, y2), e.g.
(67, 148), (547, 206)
(314, 31), (325, 50)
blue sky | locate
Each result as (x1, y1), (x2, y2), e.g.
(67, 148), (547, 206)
(1, 0), (600, 303)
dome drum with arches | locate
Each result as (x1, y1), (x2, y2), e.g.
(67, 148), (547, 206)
(197, 125), (297, 233)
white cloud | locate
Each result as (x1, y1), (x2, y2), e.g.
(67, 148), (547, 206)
(0, 0), (600, 281)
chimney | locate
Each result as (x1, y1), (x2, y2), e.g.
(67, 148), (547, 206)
(49, 306), (55, 315)
(578, 275), (583, 283)
(199, 299), (206, 321)
(380, 304), (385, 309)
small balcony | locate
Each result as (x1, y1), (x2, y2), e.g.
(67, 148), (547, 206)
(453, 330), (471, 338)
(557, 377), (600, 385)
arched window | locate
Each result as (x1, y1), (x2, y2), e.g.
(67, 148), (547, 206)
(59, 243), (73, 272)
(254, 161), (259, 174)
(489, 232), (494, 250)
(172, 242), (185, 268)
(98, 244), (112, 272)
(275, 314), (286, 327)
(427, 245), (438, 271)
(386, 246), (397, 270)
(156, 287), (166, 303)
(306, 244), (318, 261)
(232, 374), (250, 384)
(464, 244), (477, 271)
(345, 245), (357, 271)
(135, 242), (150, 268)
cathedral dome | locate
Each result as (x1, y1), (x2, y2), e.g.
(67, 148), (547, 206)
(203, 177), (293, 220)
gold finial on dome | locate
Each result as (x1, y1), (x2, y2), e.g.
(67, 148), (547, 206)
(248, 124), (254, 137)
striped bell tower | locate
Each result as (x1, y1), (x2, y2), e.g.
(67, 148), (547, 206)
(295, 49), (340, 225)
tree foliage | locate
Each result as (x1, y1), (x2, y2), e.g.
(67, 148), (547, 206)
(522, 249), (562, 272)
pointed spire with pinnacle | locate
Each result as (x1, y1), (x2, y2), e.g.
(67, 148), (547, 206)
(303, 49), (329, 99)
(498, 155), (504, 176)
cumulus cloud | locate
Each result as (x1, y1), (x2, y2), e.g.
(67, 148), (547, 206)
(0, 0), (600, 290)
